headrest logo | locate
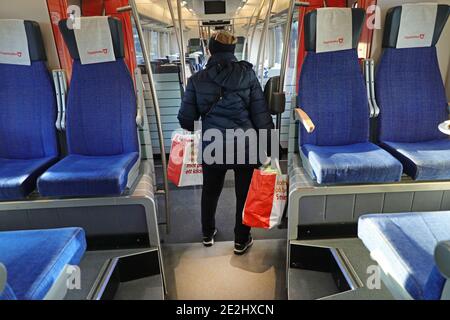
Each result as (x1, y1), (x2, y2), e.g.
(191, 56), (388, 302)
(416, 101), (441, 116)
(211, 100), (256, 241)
(323, 37), (345, 45)
(0, 51), (23, 58)
(404, 33), (426, 40)
(87, 48), (109, 56)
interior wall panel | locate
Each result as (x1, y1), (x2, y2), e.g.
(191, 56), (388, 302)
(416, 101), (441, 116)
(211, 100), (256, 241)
(0, 0), (60, 70)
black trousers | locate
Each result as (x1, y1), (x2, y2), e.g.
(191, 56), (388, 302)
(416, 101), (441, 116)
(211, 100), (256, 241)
(201, 165), (255, 243)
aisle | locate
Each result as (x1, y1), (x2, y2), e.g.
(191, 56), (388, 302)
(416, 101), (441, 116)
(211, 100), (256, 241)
(162, 239), (287, 300)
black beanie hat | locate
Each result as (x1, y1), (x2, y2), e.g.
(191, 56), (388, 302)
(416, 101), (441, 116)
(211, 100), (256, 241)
(208, 31), (237, 55)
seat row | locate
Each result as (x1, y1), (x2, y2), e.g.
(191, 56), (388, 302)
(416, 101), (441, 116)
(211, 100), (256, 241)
(296, 4), (450, 185)
(0, 17), (140, 200)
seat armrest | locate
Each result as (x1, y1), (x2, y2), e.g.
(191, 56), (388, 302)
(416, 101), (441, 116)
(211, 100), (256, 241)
(435, 241), (450, 278)
(0, 263), (6, 294)
(294, 108), (315, 133)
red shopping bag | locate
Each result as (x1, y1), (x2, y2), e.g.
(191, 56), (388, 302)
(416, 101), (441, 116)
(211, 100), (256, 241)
(167, 131), (203, 187)
(243, 162), (288, 229)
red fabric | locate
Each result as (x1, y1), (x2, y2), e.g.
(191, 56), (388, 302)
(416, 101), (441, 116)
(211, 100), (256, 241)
(82, 0), (104, 16)
(47, 0), (73, 80)
(81, 0), (137, 77)
(167, 138), (184, 186)
(325, 0), (347, 7)
(243, 170), (277, 229)
(357, 0), (377, 59)
(104, 0), (137, 77)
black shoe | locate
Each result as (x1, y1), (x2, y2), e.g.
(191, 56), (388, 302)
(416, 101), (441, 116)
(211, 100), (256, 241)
(203, 229), (218, 247)
(234, 236), (253, 255)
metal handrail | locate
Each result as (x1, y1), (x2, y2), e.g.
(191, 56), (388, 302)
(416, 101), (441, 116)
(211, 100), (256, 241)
(274, 1), (310, 131)
(255, 0), (275, 85)
(118, 0), (171, 234)
(176, 0), (187, 89)
(242, 7), (257, 61)
(248, 0), (267, 64)
(166, 0), (182, 61)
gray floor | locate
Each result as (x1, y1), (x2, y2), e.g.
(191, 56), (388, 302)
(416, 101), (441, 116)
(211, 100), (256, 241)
(155, 166), (287, 244)
(289, 238), (394, 300)
(162, 239), (287, 300)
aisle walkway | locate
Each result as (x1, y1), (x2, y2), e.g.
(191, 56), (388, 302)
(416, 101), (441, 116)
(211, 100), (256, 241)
(162, 239), (287, 300)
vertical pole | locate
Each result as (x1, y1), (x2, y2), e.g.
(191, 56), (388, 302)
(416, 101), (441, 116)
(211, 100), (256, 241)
(242, 7), (257, 61)
(120, 0), (171, 234)
(249, 0), (266, 64)
(275, 0), (296, 131)
(255, 0), (274, 85)
(166, 0), (182, 64)
(176, 0), (187, 88)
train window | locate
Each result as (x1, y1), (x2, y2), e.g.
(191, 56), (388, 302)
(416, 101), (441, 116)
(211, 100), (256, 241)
(274, 25), (284, 66)
(133, 27), (144, 65)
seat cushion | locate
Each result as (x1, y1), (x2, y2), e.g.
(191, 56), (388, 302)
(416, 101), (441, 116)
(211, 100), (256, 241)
(0, 227), (86, 300)
(381, 139), (450, 181)
(0, 157), (57, 200)
(38, 152), (139, 197)
(301, 142), (403, 184)
(358, 212), (450, 300)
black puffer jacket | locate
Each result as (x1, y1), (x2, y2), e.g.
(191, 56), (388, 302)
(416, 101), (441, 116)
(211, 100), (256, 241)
(178, 52), (273, 133)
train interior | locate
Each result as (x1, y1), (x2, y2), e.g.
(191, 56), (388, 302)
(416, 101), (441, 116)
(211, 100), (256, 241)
(0, 0), (450, 301)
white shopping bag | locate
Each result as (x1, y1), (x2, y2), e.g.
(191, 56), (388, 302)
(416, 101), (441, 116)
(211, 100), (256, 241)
(167, 130), (203, 187)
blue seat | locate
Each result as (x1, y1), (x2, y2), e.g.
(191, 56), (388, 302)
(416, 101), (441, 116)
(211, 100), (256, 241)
(376, 4), (450, 181)
(302, 142), (402, 184)
(358, 212), (450, 300)
(297, 8), (403, 184)
(37, 17), (139, 197)
(381, 140), (450, 181)
(0, 228), (86, 300)
(0, 20), (58, 200)
(38, 153), (139, 197)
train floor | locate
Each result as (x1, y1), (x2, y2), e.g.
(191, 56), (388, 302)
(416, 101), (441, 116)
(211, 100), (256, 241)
(154, 162), (288, 299)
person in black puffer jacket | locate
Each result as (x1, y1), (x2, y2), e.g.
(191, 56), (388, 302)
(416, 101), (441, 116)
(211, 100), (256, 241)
(178, 31), (274, 255)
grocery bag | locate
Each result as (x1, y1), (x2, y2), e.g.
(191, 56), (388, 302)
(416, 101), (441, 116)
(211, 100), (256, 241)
(242, 159), (288, 229)
(167, 130), (203, 187)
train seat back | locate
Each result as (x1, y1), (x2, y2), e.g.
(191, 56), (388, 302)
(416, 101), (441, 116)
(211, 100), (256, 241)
(38, 17), (139, 197)
(298, 8), (403, 184)
(0, 228), (86, 300)
(376, 4), (450, 181)
(0, 19), (58, 200)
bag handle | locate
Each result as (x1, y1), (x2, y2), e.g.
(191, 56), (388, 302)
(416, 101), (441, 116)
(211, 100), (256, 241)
(261, 156), (282, 175)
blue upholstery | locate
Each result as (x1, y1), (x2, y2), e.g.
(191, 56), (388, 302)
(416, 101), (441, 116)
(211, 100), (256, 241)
(0, 157), (57, 200)
(376, 47), (448, 143)
(298, 49), (369, 146)
(376, 47), (449, 181)
(38, 152), (139, 197)
(298, 49), (403, 184)
(381, 139), (450, 181)
(0, 284), (17, 300)
(0, 60), (58, 200)
(0, 228), (86, 300)
(66, 60), (138, 156)
(37, 59), (139, 197)
(358, 212), (450, 300)
(302, 143), (403, 184)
